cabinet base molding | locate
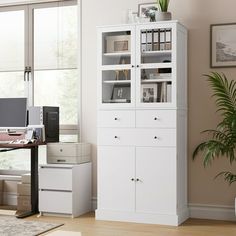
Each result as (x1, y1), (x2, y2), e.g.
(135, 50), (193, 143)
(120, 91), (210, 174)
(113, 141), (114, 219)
(95, 208), (189, 226)
(189, 204), (236, 221)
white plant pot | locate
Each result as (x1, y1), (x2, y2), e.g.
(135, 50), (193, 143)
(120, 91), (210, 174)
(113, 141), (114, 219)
(155, 11), (172, 21)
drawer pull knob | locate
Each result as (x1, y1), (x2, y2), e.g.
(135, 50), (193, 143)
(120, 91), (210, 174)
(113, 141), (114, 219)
(136, 178), (140, 182)
(114, 136), (118, 139)
(131, 178), (135, 181)
(114, 117), (118, 120)
(60, 149), (63, 152)
(154, 117), (159, 120)
(154, 136), (159, 140)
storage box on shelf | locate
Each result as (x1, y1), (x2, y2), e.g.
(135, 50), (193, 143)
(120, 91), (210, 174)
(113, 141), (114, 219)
(17, 173), (31, 212)
(96, 21), (188, 226)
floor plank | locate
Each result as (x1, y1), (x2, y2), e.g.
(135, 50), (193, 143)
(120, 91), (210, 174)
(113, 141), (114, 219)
(27, 212), (236, 236)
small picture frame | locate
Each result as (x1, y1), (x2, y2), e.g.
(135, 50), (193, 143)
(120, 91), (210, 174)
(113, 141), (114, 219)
(141, 83), (157, 103)
(111, 84), (130, 102)
(138, 2), (159, 22)
(211, 23), (236, 67)
(106, 35), (131, 53)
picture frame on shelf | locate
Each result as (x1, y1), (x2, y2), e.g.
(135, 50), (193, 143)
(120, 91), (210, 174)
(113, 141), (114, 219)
(106, 35), (131, 53)
(111, 84), (131, 102)
(141, 83), (157, 103)
(211, 23), (236, 67)
(138, 2), (159, 22)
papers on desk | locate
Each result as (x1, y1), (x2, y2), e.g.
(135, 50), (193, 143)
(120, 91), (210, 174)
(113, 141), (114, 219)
(9, 139), (35, 145)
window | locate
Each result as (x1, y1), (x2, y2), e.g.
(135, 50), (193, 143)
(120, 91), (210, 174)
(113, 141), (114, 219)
(0, 0), (78, 171)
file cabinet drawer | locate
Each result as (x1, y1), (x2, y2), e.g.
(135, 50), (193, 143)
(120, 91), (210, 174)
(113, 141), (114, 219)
(98, 110), (135, 128)
(39, 190), (72, 214)
(39, 167), (72, 191)
(136, 110), (176, 128)
(47, 143), (78, 157)
(136, 129), (176, 147)
(98, 128), (136, 146)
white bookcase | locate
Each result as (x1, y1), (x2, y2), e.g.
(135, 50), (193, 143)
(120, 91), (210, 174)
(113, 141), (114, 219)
(96, 21), (188, 226)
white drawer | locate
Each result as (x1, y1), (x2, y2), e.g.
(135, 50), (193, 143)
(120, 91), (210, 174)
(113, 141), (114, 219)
(98, 110), (135, 128)
(39, 167), (72, 190)
(98, 128), (136, 146)
(136, 129), (176, 147)
(47, 143), (91, 157)
(136, 110), (176, 128)
(39, 190), (72, 214)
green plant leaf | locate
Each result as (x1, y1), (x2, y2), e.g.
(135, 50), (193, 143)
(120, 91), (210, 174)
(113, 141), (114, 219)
(192, 72), (236, 184)
(158, 0), (170, 12)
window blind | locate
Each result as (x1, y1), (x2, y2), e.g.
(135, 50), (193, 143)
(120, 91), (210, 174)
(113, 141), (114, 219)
(0, 0), (71, 7)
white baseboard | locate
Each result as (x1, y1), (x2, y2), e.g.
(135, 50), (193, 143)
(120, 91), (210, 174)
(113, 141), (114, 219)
(189, 203), (236, 221)
(93, 199), (236, 222)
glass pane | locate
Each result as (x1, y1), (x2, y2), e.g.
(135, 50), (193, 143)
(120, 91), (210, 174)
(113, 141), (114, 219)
(102, 31), (131, 65)
(140, 28), (172, 64)
(102, 70), (131, 104)
(0, 10), (24, 71)
(0, 72), (24, 97)
(34, 5), (77, 70)
(0, 146), (46, 170)
(34, 69), (78, 125)
(140, 68), (172, 103)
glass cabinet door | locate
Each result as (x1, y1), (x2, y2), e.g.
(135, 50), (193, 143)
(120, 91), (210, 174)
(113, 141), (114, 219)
(99, 27), (135, 107)
(136, 24), (174, 107)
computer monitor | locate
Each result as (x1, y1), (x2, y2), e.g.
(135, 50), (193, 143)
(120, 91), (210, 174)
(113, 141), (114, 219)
(0, 98), (27, 130)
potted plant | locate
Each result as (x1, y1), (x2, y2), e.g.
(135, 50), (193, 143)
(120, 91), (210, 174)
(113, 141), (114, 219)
(193, 72), (236, 184)
(155, 0), (172, 21)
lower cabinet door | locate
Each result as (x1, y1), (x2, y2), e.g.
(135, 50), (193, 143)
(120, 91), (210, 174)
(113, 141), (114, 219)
(135, 147), (176, 215)
(97, 146), (135, 212)
(39, 190), (72, 214)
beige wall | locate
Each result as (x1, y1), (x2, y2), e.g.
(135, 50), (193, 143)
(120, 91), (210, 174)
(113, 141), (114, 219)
(81, 0), (236, 206)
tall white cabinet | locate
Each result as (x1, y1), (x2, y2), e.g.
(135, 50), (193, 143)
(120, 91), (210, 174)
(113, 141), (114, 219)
(96, 21), (188, 226)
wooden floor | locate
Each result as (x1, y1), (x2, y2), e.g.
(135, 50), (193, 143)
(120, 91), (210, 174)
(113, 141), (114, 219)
(27, 212), (236, 236)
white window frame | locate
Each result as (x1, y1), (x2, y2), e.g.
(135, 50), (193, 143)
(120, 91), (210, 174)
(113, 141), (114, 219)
(0, 0), (80, 174)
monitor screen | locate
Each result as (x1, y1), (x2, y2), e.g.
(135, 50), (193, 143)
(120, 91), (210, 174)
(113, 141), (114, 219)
(0, 98), (27, 129)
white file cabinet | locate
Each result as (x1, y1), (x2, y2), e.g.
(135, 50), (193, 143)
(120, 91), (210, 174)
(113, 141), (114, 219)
(39, 163), (92, 217)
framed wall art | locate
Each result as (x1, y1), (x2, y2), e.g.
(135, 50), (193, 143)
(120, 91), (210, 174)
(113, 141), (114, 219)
(211, 23), (236, 67)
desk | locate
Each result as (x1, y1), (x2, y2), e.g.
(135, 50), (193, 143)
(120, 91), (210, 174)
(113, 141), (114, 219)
(0, 142), (44, 218)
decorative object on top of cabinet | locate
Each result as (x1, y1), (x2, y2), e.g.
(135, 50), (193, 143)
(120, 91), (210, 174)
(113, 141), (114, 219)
(155, 0), (172, 21)
(97, 22), (188, 225)
(211, 23), (236, 68)
(106, 35), (131, 53)
(138, 3), (159, 22)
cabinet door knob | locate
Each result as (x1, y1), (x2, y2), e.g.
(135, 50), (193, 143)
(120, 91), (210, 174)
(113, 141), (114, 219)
(114, 117), (118, 120)
(136, 178), (140, 182)
(132, 65), (135, 68)
(154, 117), (159, 120)
(137, 65), (140, 68)
(131, 178), (135, 181)
(114, 136), (118, 139)
(60, 149), (63, 152)
(154, 136), (158, 140)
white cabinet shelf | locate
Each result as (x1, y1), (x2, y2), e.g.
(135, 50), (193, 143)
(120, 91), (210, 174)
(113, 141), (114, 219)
(103, 52), (131, 57)
(96, 21), (188, 226)
(103, 80), (131, 84)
